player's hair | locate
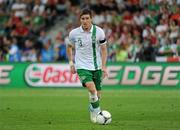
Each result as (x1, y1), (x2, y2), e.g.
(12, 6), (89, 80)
(80, 8), (92, 18)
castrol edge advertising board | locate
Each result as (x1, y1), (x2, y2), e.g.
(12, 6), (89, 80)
(1, 62), (180, 88)
(25, 63), (81, 87)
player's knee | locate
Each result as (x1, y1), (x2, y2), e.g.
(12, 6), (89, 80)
(89, 89), (97, 94)
(85, 82), (93, 87)
(85, 82), (97, 93)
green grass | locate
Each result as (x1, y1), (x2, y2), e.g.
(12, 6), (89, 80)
(0, 89), (180, 130)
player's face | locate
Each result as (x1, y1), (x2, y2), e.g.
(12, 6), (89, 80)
(80, 14), (92, 31)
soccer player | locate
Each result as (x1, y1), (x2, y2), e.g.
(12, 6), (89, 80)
(66, 8), (108, 123)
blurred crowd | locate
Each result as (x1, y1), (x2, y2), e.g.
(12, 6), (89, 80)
(0, 0), (180, 62)
(0, 0), (68, 62)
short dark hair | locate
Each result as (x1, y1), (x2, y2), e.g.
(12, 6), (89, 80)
(80, 8), (92, 18)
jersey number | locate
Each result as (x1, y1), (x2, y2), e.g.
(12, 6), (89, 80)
(78, 38), (82, 47)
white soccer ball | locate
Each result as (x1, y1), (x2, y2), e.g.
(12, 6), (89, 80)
(96, 110), (112, 125)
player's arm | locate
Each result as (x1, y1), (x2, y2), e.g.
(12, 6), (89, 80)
(100, 43), (107, 70)
(66, 43), (76, 74)
(99, 38), (108, 78)
(66, 43), (73, 64)
(99, 27), (108, 78)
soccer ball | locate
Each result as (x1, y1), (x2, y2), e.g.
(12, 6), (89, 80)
(96, 110), (112, 125)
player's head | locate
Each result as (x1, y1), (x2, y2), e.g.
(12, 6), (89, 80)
(80, 8), (92, 31)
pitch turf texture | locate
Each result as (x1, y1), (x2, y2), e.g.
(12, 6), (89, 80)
(0, 89), (180, 130)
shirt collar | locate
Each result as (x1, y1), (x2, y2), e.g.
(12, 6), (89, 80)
(80, 24), (93, 33)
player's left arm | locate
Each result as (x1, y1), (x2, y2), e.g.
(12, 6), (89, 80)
(100, 44), (108, 75)
(99, 28), (108, 78)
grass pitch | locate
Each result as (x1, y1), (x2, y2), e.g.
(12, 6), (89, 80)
(0, 89), (180, 130)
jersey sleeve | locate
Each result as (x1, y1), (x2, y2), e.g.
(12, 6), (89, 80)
(68, 31), (76, 45)
(98, 28), (107, 45)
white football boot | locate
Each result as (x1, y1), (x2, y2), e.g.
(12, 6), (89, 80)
(89, 105), (101, 123)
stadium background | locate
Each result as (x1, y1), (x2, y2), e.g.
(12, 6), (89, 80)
(0, 0), (180, 130)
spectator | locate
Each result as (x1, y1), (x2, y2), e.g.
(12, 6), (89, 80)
(169, 20), (179, 41)
(116, 43), (129, 61)
(158, 37), (176, 56)
(12, 20), (29, 37)
(40, 38), (55, 62)
(54, 33), (67, 62)
(8, 37), (21, 62)
(32, 0), (45, 16)
(11, 0), (27, 18)
(2, 35), (11, 61)
(173, 37), (180, 56)
(21, 39), (37, 62)
(139, 39), (156, 61)
(128, 37), (142, 62)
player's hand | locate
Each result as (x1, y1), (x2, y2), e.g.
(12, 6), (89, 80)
(102, 67), (108, 79)
(70, 65), (76, 74)
(69, 61), (76, 74)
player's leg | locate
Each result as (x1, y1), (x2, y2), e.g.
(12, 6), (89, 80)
(86, 82), (100, 111)
(97, 90), (101, 100)
(77, 69), (99, 102)
(77, 69), (100, 123)
(93, 70), (103, 99)
(86, 70), (102, 112)
(85, 69), (103, 123)
(85, 81), (101, 123)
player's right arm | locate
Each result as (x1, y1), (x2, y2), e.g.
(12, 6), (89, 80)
(66, 31), (76, 74)
(66, 44), (76, 74)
